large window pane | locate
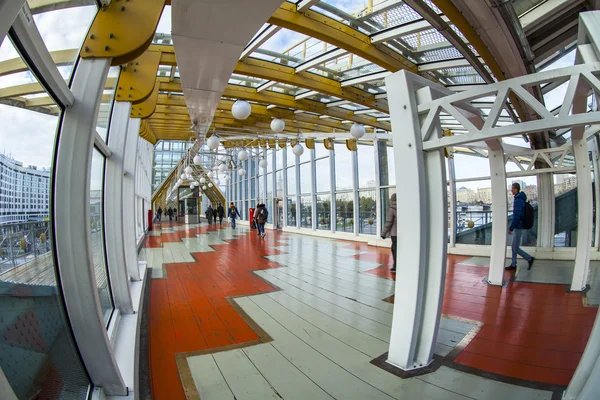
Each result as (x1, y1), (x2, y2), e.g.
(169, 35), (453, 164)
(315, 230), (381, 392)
(275, 148), (283, 170)
(316, 195), (331, 230)
(335, 143), (353, 191)
(29, 2), (97, 80)
(276, 170), (284, 198)
(315, 158), (330, 193)
(357, 143), (376, 188)
(315, 143), (329, 159)
(300, 162), (312, 194)
(266, 149), (273, 173)
(380, 142), (396, 187)
(336, 192), (354, 232)
(96, 66), (120, 141)
(300, 196), (312, 228)
(455, 179), (493, 245)
(287, 167), (297, 196)
(287, 197), (297, 226)
(359, 190), (376, 235)
(0, 43), (90, 396)
(258, 173), (265, 200)
(554, 174), (577, 247)
(267, 173), (273, 198)
(91, 148), (113, 324)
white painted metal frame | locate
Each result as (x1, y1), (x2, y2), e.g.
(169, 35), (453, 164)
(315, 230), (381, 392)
(385, 71), (448, 370)
(0, 0), (26, 46)
(104, 101), (134, 313)
(125, 119), (143, 279)
(54, 58), (127, 395)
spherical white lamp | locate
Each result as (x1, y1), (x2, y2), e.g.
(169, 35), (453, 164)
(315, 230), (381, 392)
(208, 182), (213, 188)
(238, 149), (249, 161)
(214, 178), (220, 185)
(207, 135), (220, 150)
(190, 183), (195, 189)
(259, 158), (268, 169)
(184, 165), (193, 174)
(207, 171), (214, 179)
(292, 143), (304, 156)
(202, 185), (207, 190)
(270, 118), (285, 133)
(218, 163), (227, 172)
(225, 175), (231, 182)
(186, 174), (193, 181)
(180, 173), (186, 180)
(231, 100), (251, 120)
(193, 154), (202, 165)
(350, 123), (366, 139)
(177, 178), (183, 185)
(238, 168), (246, 176)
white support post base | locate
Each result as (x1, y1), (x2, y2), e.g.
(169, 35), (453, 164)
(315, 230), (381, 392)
(487, 146), (508, 286)
(537, 173), (555, 250)
(385, 70), (448, 371)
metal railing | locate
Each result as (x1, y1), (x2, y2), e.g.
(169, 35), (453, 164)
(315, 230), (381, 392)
(0, 220), (51, 275)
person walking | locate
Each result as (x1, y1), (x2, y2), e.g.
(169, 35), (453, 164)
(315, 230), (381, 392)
(381, 193), (397, 273)
(206, 205), (214, 225)
(506, 183), (535, 270)
(228, 202), (241, 228)
(167, 207), (173, 222)
(217, 203), (225, 226)
(157, 206), (163, 222)
(255, 203), (269, 238)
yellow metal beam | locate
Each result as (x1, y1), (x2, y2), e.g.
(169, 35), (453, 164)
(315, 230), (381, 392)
(0, 49), (78, 77)
(81, 0), (167, 66)
(268, 2), (417, 73)
(0, 78), (117, 98)
(116, 50), (162, 103)
(157, 78), (389, 130)
(139, 120), (158, 144)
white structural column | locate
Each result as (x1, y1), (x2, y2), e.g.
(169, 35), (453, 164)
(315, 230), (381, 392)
(104, 101), (134, 313)
(487, 145), (508, 286)
(564, 307), (600, 399)
(54, 58), (126, 395)
(0, 0), (25, 44)
(447, 157), (457, 247)
(571, 133), (594, 291)
(311, 148), (317, 230)
(536, 173), (555, 248)
(352, 149), (359, 235)
(330, 146), (336, 234)
(124, 118), (142, 281)
(385, 70), (448, 370)
(374, 139), (382, 237)
(282, 147), (288, 227)
(594, 136), (600, 248)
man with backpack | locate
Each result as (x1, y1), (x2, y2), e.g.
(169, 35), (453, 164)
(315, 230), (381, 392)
(506, 182), (535, 271)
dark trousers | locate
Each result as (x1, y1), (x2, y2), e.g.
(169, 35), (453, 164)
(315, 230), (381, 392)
(391, 236), (397, 269)
(219, 216), (223, 224)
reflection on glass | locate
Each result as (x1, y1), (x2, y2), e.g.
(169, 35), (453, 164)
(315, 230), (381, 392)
(91, 147), (114, 324)
(300, 196), (312, 228)
(315, 158), (330, 193)
(275, 148), (284, 170)
(96, 66), (120, 141)
(287, 197), (297, 226)
(258, 174), (265, 201)
(276, 170), (284, 198)
(335, 142), (353, 191)
(336, 192), (354, 233)
(359, 190), (376, 235)
(0, 48), (90, 398)
(316, 195), (331, 230)
(267, 172), (273, 198)
(287, 166), (297, 195)
(554, 174), (578, 247)
(454, 179), (493, 245)
(300, 162), (312, 194)
(357, 143), (375, 188)
(266, 149), (273, 173)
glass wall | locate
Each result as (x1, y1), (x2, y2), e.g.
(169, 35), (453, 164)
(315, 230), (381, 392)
(152, 141), (190, 191)
(0, 6), (95, 397)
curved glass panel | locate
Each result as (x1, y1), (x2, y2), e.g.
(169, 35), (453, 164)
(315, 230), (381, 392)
(0, 38), (90, 398)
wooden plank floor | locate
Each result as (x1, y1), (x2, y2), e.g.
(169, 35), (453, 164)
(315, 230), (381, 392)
(354, 247), (598, 386)
(146, 223), (595, 399)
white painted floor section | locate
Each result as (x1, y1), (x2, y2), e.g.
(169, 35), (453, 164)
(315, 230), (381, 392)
(183, 234), (553, 400)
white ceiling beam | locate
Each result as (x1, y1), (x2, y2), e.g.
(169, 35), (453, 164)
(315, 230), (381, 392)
(240, 25), (281, 59)
(295, 90), (318, 100)
(266, 104), (277, 109)
(326, 99), (350, 108)
(256, 80), (277, 92)
(295, 48), (347, 73)
(354, 109), (377, 115)
(297, 0), (322, 11)
(341, 71), (391, 87)
(370, 16), (450, 44)
(375, 93), (388, 99)
(520, 0), (583, 33)
(418, 58), (480, 72)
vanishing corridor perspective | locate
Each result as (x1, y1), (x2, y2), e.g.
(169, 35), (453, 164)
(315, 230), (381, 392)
(1, 0), (600, 399)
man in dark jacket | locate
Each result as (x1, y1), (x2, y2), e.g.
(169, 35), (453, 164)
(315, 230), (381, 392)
(206, 205), (214, 224)
(381, 193), (397, 273)
(217, 203), (225, 225)
(506, 183), (535, 271)
(255, 204), (269, 238)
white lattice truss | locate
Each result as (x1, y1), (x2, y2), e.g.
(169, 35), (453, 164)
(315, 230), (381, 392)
(504, 147), (576, 177)
(418, 63), (600, 151)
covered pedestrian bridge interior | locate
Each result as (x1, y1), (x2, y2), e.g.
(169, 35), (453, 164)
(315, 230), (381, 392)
(1, 0), (600, 399)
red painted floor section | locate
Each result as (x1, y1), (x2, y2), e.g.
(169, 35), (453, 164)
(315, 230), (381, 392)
(146, 223), (281, 400)
(355, 248), (598, 386)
